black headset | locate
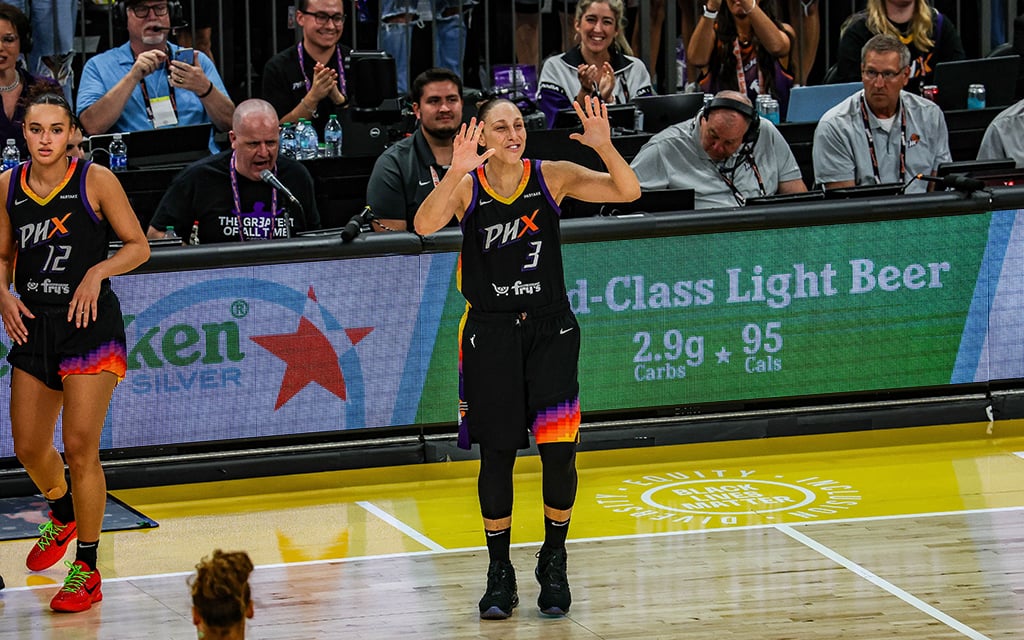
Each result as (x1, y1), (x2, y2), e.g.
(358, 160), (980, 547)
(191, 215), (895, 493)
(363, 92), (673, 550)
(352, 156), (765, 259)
(701, 96), (760, 146)
(115, 1), (183, 27)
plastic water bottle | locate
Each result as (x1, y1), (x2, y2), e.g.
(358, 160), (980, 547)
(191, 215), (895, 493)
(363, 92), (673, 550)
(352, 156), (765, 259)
(109, 133), (127, 172)
(164, 225), (177, 239)
(297, 119), (318, 160)
(324, 114), (342, 157)
(1, 138), (18, 171)
(280, 122), (297, 159)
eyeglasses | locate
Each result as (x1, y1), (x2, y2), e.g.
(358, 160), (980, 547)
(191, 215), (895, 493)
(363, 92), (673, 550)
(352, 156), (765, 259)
(299, 10), (346, 26)
(130, 3), (170, 18)
(862, 68), (905, 82)
(0, 34), (17, 45)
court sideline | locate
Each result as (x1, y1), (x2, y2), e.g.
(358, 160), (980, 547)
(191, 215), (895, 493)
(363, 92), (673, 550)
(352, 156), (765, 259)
(0, 419), (1022, 638)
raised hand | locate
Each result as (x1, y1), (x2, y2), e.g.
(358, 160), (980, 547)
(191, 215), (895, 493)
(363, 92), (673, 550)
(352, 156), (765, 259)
(450, 118), (495, 175)
(568, 96), (612, 150)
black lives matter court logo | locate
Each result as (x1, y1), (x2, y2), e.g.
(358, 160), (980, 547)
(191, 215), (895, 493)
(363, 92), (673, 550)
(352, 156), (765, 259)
(597, 469), (862, 527)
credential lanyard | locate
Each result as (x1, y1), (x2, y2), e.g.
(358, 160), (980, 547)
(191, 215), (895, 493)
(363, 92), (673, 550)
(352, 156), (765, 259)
(859, 95), (907, 186)
(715, 150), (766, 206)
(296, 42), (347, 97)
(229, 152), (278, 242)
(137, 47), (178, 124)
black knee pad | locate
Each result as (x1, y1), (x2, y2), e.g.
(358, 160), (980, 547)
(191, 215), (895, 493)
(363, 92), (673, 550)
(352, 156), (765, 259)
(539, 441), (577, 510)
(478, 447), (517, 520)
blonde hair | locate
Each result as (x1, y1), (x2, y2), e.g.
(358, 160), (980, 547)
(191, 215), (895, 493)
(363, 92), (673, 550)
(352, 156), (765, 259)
(190, 550), (254, 635)
(575, 0), (634, 57)
(865, 0), (934, 51)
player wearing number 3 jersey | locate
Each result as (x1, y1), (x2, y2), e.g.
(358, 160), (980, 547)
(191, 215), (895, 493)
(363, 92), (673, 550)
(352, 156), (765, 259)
(415, 96), (640, 620)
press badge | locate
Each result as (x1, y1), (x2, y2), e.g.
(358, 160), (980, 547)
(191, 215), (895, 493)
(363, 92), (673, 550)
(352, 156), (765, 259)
(151, 96), (179, 128)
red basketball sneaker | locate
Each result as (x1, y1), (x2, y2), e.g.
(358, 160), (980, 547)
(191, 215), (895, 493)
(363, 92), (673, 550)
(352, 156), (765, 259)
(25, 512), (77, 571)
(50, 560), (102, 613)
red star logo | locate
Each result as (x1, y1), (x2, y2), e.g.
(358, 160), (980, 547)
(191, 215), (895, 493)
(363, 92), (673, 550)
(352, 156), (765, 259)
(251, 317), (372, 410)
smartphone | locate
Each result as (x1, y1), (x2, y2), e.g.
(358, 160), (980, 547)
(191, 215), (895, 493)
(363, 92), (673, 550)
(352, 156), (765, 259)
(174, 48), (194, 65)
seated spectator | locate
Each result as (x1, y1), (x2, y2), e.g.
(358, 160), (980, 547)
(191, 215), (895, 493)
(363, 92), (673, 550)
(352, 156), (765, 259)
(189, 550), (254, 640)
(0, 3), (60, 157)
(538, 0), (653, 129)
(688, 0), (796, 117)
(813, 34), (950, 194)
(378, 1), (476, 97)
(832, 0), (964, 94)
(630, 89), (806, 209)
(66, 119), (86, 159)
(367, 67), (464, 232)
(77, 0), (233, 154)
(977, 98), (1024, 167)
(5, 0), (77, 102)
(263, 0), (349, 139)
(147, 99), (320, 243)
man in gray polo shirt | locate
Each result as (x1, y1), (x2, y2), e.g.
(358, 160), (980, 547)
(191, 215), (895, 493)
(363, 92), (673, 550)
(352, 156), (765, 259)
(977, 99), (1024, 167)
(629, 90), (806, 210)
(813, 34), (950, 194)
(367, 67), (464, 231)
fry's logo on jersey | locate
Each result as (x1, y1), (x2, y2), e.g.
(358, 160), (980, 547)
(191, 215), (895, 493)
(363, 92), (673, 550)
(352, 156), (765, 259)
(481, 209), (541, 251)
(18, 212), (73, 249)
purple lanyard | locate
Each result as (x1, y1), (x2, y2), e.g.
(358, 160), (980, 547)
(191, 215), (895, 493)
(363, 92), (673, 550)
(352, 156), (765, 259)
(229, 152), (277, 241)
(296, 42), (347, 96)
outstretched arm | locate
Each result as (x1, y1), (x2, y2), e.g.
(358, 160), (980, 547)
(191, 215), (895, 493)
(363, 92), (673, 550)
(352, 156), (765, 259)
(414, 119), (495, 235)
(549, 97), (641, 204)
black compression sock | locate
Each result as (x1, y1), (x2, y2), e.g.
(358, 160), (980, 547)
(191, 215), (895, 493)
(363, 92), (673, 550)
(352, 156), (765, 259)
(75, 540), (99, 571)
(485, 527), (511, 563)
(47, 491), (75, 525)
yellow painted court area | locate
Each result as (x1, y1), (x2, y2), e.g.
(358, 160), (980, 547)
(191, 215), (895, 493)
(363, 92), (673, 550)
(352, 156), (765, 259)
(3, 418), (1019, 586)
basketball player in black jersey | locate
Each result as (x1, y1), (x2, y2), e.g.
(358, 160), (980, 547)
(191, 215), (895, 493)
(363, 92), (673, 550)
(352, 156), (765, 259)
(0, 89), (149, 612)
(416, 96), (640, 619)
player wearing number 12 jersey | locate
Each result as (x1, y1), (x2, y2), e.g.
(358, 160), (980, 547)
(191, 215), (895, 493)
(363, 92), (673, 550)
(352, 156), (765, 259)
(415, 96), (640, 620)
(0, 89), (149, 613)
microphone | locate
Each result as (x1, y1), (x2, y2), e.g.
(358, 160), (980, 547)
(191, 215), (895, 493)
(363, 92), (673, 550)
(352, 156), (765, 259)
(342, 206), (375, 242)
(259, 169), (304, 212)
(152, 21), (191, 33)
(914, 173), (987, 193)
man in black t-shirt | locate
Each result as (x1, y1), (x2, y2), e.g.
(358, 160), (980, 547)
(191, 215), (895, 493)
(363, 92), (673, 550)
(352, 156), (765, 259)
(262, 0), (350, 137)
(147, 99), (320, 243)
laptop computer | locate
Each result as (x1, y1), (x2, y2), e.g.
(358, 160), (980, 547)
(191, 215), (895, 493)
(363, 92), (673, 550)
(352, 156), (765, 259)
(823, 182), (904, 200)
(88, 123), (213, 169)
(632, 93), (704, 134)
(553, 104), (637, 131)
(785, 82), (862, 123)
(746, 190), (825, 207)
(599, 188), (695, 216)
(936, 158), (1016, 177)
(933, 56), (1020, 111)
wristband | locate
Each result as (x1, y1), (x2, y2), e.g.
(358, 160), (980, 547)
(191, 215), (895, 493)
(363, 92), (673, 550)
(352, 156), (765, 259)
(303, 98), (319, 118)
(702, 6), (719, 20)
(197, 81), (214, 98)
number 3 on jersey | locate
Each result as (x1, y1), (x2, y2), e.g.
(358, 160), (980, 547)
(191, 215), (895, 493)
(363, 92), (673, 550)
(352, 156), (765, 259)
(523, 240), (542, 270)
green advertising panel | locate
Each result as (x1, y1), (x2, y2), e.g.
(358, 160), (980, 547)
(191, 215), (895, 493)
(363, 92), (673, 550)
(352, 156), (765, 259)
(418, 213), (992, 422)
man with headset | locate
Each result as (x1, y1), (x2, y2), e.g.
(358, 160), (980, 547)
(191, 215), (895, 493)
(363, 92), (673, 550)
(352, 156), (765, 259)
(629, 90), (806, 209)
(76, 0), (233, 153)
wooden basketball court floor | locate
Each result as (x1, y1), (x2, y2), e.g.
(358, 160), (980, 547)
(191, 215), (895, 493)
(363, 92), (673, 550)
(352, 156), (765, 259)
(1, 419), (1023, 639)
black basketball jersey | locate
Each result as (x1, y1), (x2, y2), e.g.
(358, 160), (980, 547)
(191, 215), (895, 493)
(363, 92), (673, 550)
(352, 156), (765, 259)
(6, 158), (110, 305)
(459, 159), (567, 312)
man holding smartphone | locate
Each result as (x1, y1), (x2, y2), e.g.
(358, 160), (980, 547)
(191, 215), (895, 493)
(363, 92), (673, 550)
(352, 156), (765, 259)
(77, 0), (234, 153)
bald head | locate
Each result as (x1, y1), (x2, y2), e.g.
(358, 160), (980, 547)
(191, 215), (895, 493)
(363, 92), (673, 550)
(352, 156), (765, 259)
(700, 91), (755, 162)
(229, 99), (282, 181)
(232, 99), (278, 131)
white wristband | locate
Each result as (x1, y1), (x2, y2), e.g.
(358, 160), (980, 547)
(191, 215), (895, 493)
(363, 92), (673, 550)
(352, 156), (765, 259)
(703, 6), (719, 20)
